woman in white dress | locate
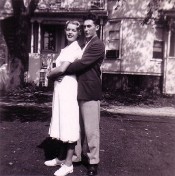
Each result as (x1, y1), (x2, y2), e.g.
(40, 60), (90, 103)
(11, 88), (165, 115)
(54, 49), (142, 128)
(45, 21), (82, 176)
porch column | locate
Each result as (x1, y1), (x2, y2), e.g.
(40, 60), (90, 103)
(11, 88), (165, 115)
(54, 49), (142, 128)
(104, 0), (107, 10)
(30, 20), (34, 53)
(38, 21), (42, 54)
(163, 27), (171, 94)
(100, 18), (104, 41)
(163, 18), (175, 94)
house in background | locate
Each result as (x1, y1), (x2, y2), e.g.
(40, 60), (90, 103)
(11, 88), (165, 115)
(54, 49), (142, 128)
(0, 0), (175, 94)
(27, 0), (107, 87)
(102, 0), (175, 94)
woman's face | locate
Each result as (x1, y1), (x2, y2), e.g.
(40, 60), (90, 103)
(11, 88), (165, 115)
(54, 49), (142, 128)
(65, 23), (79, 43)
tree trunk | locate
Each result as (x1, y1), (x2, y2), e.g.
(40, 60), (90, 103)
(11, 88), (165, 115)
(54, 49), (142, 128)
(1, 15), (29, 91)
(8, 56), (24, 90)
(1, 0), (38, 91)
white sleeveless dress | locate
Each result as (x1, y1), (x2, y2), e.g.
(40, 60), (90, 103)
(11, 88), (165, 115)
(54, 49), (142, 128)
(48, 41), (82, 143)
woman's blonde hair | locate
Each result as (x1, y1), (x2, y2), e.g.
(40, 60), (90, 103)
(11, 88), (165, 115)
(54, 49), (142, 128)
(65, 20), (81, 31)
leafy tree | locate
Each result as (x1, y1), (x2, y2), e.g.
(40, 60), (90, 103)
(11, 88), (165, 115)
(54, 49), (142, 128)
(115, 0), (174, 24)
(1, 0), (38, 90)
(143, 0), (175, 24)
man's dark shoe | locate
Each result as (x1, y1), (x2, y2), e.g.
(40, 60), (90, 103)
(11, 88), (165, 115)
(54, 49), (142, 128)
(87, 164), (98, 176)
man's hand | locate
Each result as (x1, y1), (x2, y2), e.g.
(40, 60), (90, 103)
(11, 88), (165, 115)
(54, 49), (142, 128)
(55, 75), (64, 82)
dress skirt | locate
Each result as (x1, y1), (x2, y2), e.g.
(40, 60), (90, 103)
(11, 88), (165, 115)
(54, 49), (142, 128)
(48, 75), (79, 143)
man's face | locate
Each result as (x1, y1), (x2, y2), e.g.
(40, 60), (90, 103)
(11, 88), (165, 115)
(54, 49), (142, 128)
(83, 19), (99, 39)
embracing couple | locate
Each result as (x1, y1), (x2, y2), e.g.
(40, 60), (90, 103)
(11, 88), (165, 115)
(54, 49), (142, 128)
(45, 13), (105, 176)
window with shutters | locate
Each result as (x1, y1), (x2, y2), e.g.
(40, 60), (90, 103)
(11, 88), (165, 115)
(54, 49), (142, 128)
(106, 21), (121, 60)
(153, 26), (164, 59)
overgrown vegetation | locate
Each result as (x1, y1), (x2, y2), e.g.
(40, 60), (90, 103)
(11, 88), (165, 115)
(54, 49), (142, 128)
(0, 83), (52, 104)
(1, 85), (174, 107)
(102, 90), (175, 107)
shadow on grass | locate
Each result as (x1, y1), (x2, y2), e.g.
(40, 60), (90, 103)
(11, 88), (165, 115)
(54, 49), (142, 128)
(0, 105), (51, 122)
(1, 88), (175, 122)
(38, 137), (67, 161)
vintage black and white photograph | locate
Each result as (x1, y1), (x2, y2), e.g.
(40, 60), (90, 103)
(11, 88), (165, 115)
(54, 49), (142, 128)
(0, 0), (175, 176)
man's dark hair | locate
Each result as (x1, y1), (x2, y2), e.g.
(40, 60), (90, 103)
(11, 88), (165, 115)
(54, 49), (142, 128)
(83, 13), (100, 25)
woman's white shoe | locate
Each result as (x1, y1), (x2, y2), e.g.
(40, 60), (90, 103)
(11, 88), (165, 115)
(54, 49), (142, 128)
(44, 158), (62, 166)
(54, 164), (73, 176)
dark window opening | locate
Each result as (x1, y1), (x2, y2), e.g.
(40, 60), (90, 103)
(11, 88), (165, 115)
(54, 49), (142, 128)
(42, 25), (56, 53)
(106, 50), (119, 60)
(33, 23), (38, 53)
